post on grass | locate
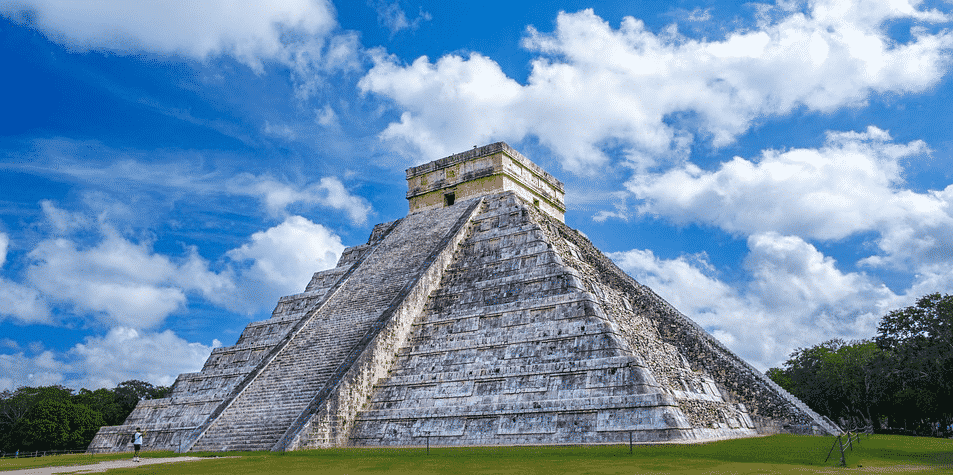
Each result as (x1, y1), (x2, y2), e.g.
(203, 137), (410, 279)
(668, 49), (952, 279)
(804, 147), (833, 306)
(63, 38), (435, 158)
(825, 434), (847, 466)
(837, 435), (846, 467)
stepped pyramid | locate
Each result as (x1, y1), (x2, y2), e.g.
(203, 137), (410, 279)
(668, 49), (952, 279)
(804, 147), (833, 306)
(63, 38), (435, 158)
(89, 142), (838, 452)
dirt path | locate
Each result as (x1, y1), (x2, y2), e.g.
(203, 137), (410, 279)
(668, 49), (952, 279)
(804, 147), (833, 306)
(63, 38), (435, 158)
(1, 456), (208, 475)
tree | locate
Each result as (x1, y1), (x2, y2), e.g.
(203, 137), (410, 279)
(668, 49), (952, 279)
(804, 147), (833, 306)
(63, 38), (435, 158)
(769, 293), (953, 434)
(74, 388), (126, 426)
(0, 385), (75, 451)
(113, 380), (170, 417)
(767, 339), (888, 429)
(0, 380), (172, 452)
(9, 399), (104, 451)
(874, 293), (953, 432)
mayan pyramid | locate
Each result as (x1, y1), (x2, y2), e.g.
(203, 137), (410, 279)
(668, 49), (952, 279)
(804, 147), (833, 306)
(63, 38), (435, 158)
(89, 142), (839, 453)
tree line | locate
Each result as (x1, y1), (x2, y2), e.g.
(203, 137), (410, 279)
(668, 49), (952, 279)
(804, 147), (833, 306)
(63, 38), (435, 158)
(0, 380), (169, 453)
(767, 293), (953, 436)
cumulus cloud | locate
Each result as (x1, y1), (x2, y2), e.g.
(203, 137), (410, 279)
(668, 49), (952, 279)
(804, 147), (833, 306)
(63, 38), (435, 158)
(226, 215), (344, 311)
(360, 51), (526, 160)
(3, 197), (351, 328)
(0, 0), (363, 101)
(0, 350), (66, 390)
(24, 204), (233, 329)
(0, 232), (51, 324)
(0, 0), (337, 71)
(360, 1), (953, 170)
(609, 232), (899, 369)
(69, 327), (218, 390)
(0, 327), (219, 390)
(229, 175), (372, 225)
(745, 232), (898, 328)
(629, 126), (953, 270)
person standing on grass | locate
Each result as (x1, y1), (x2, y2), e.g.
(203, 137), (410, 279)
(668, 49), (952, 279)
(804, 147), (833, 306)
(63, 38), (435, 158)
(133, 427), (144, 462)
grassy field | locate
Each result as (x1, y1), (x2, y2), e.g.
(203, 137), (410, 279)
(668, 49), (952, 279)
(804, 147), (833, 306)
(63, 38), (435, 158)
(1, 434), (950, 474)
(0, 450), (176, 471)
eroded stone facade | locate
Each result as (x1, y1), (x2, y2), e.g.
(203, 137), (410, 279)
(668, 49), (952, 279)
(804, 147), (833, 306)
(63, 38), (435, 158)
(406, 142), (566, 222)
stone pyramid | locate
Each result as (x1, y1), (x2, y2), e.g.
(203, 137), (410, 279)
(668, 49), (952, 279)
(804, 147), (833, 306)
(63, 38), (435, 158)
(89, 142), (838, 453)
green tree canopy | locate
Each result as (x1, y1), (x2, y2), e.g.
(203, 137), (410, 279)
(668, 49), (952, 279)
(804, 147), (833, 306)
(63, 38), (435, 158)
(769, 293), (953, 434)
(9, 399), (104, 451)
(0, 380), (170, 452)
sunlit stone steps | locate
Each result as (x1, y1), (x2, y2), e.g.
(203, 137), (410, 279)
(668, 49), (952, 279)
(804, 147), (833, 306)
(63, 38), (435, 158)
(188, 200), (484, 452)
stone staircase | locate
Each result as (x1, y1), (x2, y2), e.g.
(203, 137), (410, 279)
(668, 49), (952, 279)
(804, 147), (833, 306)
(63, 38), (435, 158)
(348, 192), (750, 446)
(88, 219), (402, 453)
(187, 199), (484, 452)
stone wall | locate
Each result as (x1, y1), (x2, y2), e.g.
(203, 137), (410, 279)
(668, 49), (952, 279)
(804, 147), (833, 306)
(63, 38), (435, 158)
(406, 142), (566, 221)
(529, 206), (840, 436)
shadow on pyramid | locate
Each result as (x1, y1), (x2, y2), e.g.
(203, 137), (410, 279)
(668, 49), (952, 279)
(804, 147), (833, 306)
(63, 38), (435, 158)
(89, 143), (839, 453)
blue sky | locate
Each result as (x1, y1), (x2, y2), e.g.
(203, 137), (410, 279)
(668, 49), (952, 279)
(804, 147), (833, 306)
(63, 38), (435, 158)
(2, 0), (953, 390)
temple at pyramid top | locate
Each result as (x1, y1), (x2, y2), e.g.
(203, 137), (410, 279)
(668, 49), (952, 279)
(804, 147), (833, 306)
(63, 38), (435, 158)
(406, 142), (566, 222)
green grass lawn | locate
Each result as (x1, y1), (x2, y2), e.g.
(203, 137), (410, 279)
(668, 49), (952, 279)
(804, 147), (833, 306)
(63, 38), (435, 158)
(0, 450), (177, 471)
(1, 435), (950, 474)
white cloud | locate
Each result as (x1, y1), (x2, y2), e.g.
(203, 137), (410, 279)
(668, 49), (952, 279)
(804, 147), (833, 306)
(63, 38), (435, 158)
(360, 51), (526, 161)
(629, 126), (953, 270)
(3, 198), (353, 328)
(745, 232), (898, 327)
(609, 233), (899, 370)
(0, 232), (51, 324)
(226, 215), (344, 312)
(69, 327), (218, 390)
(370, 0), (431, 35)
(316, 104), (339, 127)
(0, 232), (7, 267)
(0, 278), (50, 324)
(40, 199), (92, 234)
(0, 328), (219, 390)
(0, 350), (66, 390)
(229, 175), (372, 225)
(263, 121), (298, 141)
(0, 0), (337, 72)
(286, 31), (363, 100)
(360, 2), (953, 171)
(7, 140), (374, 226)
(0, 0), (362, 102)
(24, 206), (234, 329)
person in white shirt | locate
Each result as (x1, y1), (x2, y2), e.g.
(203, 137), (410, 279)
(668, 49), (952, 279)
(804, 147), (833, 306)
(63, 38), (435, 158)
(133, 427), (144, 462)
